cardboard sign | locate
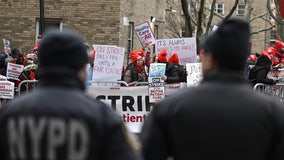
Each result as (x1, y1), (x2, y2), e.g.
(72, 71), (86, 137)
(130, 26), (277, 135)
(0, 81), (14, 99)
(6, 63), (24, 80)
(155, 37), (197, 65)
(186, 63), (202, 87)
(3, 39), (11, 54)
(134, 22), (155, 48)
(148, 77), (165, 103)
(92, 45), (125, 82)
(148, 63), (166, 77)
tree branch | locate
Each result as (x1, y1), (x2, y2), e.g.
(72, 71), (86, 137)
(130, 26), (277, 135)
(224, 0), (239, 21)
(206, 0), (217, 33)
(250, 11), (269, 22)
(250, 25), (275, 35)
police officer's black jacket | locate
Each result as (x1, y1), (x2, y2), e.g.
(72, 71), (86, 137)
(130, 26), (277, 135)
(0, 70), (139, 160)
(141, 70), (284, 160)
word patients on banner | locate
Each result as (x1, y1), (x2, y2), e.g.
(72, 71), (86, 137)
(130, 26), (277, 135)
(3, 39), (11, 54)
(155, 38), (197, 65)
(148, 63), (166, 103)
(0, 81), (14, 99)
(87, 86), (152, 133)
(267, 68), (284, 82)
(92, 45), (125, 81)
(134, 22), (155, 48)
(186, 63), (202, 87)
(6, 63), (24, 80)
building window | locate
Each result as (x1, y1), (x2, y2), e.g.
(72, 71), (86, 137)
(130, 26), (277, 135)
(127, 22), (134, 63)
(237, 4), (245, 16)
(36, 18), (63, 42)
(214, 3), (224, 15)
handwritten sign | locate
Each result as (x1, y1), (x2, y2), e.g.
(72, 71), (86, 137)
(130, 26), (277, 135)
(92, 45), (125, 82)
(186, 63), (202, 87)
(134, 22), (155, 48)
(6, 63), (24, 80)
(3, 39), (11, 55)
(267, 68), (284, 82)
(155, 38), (197, 65)
(0, 81), (14, 99)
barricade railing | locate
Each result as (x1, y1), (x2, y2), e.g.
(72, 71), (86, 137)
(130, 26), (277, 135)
(90, 80), (129, 87)
(18, 80), (39, 96)
(253, 83), (284, 102)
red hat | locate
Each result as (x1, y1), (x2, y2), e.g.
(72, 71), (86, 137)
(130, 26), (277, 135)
(267, 47), (276, 55)
(89, 50), (96, 59)
(136, 49), (144, 57)
(130, 51), (142, 63)
(248, 54), (257, 62)
(157, 50), (167, 62)
(168, 53), (179, 64)
(275, 40), (284, 51)
(33, 43), (39, 51)
(261, 50), (271, 59)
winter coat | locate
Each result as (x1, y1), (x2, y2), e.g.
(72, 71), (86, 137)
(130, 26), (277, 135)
(123, 63), (148, 85)
(249, 55), (276, 85)
(141, 70), (284, 160)
(172, 64), (187, 82)
(0, 70), (139, 160)
(164, 62), (180, 83)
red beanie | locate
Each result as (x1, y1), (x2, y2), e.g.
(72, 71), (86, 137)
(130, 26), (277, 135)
(131, 51), (141, 63)
(157, 50), (167, 62)
(137, 49), (144, 57)
(275, 40), (284, 51)
(168, 53), (179, 64)
(89, 50), (96, 59)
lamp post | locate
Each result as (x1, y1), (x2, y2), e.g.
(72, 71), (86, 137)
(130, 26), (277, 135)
(39, 0), (44, 36)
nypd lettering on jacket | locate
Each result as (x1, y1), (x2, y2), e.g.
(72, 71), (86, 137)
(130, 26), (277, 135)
(7, 116), (89, 160)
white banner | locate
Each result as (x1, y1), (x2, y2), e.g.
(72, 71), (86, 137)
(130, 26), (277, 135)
(87, 86), (151, 133)
(134, 22), (155, 48)
(186, 63), (202, 87)
(155, 38), (197, 65)
(6, 63), (24, 80)
(92, 45), (125, 82)
(0, 81), (14, 99)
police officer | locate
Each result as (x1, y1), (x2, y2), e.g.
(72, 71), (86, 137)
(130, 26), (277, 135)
(0, 30), (140, 160)
(141, 18), (284, 160)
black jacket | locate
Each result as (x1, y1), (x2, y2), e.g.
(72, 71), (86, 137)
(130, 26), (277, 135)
(165, 62), (180, 83)
(249, 55), (276, 85)
(0, 70), (139, 160)
(141, 70), (284, 160)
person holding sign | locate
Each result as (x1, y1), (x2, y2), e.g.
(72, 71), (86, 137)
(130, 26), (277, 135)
(156, 50), (180, 83)
(168, 53), (187, 82)
(141, 18), (284, 160)
(0, 30), (140, 160)
(123, 51), (148, 86)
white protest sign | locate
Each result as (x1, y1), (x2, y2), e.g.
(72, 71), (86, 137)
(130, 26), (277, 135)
(3, 39), (11, 54)
(92, 45), (125, 82)
(148, 77), (165, 103)
(134, 22), (155, 48)
(0, 81), (14, 99)
(155, 37), (197, 65)
(87, 85), (152, 133)
(186, 63), (202, 87)
(6, 63), (24, 80)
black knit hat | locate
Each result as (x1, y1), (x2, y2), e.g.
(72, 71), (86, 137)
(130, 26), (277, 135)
(38, 29), (88, 72)
(203, 18), (250, 71)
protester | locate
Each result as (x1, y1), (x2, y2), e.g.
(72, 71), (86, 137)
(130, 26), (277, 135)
(0, 29), (140, 160)
(157, 49), (180, 83)
(249, 51), (277, 86)
(167, 53), (187, 82)
(141, 18), (284, 160)
(137, 46), (151, 72)
(123, 51), (148, 85)
(87, 49), (95, 84)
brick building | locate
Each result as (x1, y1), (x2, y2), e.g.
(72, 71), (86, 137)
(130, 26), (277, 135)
(0, 0), (166, 64)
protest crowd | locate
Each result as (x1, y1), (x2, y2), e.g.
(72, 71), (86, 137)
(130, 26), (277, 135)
(0, 18), (284, 160)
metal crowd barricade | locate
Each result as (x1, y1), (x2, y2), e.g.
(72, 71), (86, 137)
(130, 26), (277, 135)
(90, 80), (129, 87)
(18, 80), (39, 96)
(253, 83), (284, 102)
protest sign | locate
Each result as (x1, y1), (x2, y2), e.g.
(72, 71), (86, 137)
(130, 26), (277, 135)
(3, 39), (11, 54)
(0, 81), (14, 99)
(186, 63), (202, 87)
(267, 67), (284, 82)
(134, 22), (155, 48)
(6, 63), (24, 80)
(92, 45), (125, 82)
(155, 37), (197, 65)
(148, 63), (166, 102)
(87, 85), (152, 133)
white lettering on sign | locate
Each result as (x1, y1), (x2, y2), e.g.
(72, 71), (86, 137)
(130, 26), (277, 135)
(7, 117), (90, 160)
